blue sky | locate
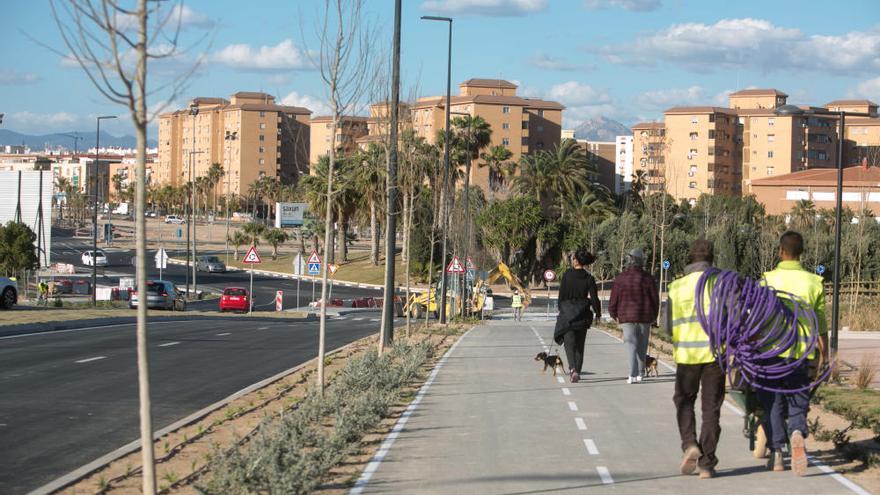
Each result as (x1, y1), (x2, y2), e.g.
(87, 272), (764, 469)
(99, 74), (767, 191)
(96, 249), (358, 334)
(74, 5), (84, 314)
(2, 0), (879, 138)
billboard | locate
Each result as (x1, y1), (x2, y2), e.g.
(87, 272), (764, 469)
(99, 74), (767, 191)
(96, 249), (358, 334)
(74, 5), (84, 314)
(275, 202), (307, 228)
(0, 170), (53, 267)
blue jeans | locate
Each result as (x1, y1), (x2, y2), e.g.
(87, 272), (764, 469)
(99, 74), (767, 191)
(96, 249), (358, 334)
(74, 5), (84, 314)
(756, 362), (811, 450)
(621, 322), (650, 377)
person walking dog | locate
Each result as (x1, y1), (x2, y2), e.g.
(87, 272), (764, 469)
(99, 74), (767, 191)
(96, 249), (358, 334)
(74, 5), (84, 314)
(609, 248), (659, 384)
(554, 250), (601, 383)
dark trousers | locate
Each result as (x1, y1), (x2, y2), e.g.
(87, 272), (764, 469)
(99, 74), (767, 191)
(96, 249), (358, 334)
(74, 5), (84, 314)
(756, 362), (811, 450)
(673, 362), (725, 469)
(562, 328), (588, 373)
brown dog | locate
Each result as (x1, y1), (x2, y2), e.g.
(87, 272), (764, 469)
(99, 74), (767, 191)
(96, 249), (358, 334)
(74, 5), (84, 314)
(644, 355), (659, 378)
(535, 351), (565, 376)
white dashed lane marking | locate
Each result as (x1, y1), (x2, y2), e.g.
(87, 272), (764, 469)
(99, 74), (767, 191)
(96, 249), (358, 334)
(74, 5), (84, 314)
(575, 417), (587, 431)
(257, 326), (269, 330)
(353, 318), (365, 321)
(583, 439), (599, 455)
(75, 356), (107, 364)
(561, 388), (571, 396)
(556, 376), (565, 384)
(159, 341), (180, 347)
(596, 466), (614, 485)
(567, 401), (578, 411)
(216, 332), (231, 336)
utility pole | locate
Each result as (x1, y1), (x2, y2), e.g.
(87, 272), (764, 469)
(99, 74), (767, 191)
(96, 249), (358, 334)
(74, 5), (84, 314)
(190, 104), (200, 298)
(92, 115), (116, 306)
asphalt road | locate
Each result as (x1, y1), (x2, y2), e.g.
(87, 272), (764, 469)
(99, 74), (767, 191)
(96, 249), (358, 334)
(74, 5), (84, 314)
(0, 314), (404, 494)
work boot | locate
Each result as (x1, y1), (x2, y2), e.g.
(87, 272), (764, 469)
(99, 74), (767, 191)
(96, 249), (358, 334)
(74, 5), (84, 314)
(767, 450), (784, 472)
(699, 467), (716, 479)
(680, 445), (700, 475)
(790, 430), (808, 476)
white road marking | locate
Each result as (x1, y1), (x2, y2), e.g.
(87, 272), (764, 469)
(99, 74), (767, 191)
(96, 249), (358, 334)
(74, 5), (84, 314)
(583, 439), (599, 455)
(575, 417), (587, 431)
(561, 387), (571, 396)
(336, 317), (348, 320)
(596, 466), (614, 484)
(75, 356), (107, 364)
(353, 317), (365, 321)
(567, 401), (578, 411)
(257, 326), (269, 330)
(370, 318), (380, 322)
(159, 341), (180, 347)
(556, 376), (564, 384)
(216, 332), (231, 336)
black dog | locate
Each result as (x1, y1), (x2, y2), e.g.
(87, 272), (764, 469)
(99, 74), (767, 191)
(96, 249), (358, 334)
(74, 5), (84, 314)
(644, 355), (659, 377)
(534, 351), (565, 376)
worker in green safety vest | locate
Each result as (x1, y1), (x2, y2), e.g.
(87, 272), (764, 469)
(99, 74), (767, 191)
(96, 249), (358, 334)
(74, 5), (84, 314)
(511, 288), (523, 321)
(665, 238), (724, 480)
(757, 230), (828, 476)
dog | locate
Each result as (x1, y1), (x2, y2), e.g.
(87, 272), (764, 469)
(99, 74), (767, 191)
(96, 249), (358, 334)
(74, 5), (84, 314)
(643, 355), (659, 378)
(534, 351), (565, 376)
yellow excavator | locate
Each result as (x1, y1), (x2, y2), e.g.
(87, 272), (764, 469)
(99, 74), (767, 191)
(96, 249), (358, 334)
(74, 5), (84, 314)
(404, 285), (458, 319)
(472, 262), (531, 314)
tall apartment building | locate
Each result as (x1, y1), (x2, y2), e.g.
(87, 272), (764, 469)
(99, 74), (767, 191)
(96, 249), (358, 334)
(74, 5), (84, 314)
(631, 122), (666, 194)
(157, 92), (311, 197)
(614, 135), (633, 195)
(825, 100), (880, 167)
(308, 116), (370, 169)
(579, 140), (616, 191)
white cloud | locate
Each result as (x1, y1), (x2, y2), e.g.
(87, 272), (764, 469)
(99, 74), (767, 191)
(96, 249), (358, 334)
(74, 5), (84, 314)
(636, 86), (708, 110)
(584, 0), (661, 12)
(212, 39), (314, 71)
(6, 111), (80, 133)
(0, 70), (40, 85)
(849, 77), (880, 101)
(527, 53), (585, 71)
(281, 91), (330, 115)
(545, 81), (616, 127)
(420, 0), (547, 16)
(597, 18), (880, 74)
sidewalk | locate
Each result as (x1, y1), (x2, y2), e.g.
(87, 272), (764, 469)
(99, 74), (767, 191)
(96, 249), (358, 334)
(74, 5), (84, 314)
(352, 319), (868, 494)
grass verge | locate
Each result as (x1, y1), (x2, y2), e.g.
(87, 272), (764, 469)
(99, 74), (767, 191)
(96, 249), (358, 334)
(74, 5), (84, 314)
(226, 250), (408, 286)
(0, 308), (311, 327)
(814, 386), (880, 433)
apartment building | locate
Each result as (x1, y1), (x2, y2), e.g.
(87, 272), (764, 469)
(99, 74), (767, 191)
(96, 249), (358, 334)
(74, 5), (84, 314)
(825, 99), (879, 116)
(631, 122), (666, 194)
(157, 92), (311, 197)
(750, 164), (880, 216)
(309, 115), (369, 169)
(578, 140), (615, 191)
(614, 135), (634, 195)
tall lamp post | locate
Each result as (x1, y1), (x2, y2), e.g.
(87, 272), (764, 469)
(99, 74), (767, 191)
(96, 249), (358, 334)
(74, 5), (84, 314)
(189, 103), (200, 298)
(421, 14), (453, 324)
(450, 111), (474, 317)
(774, 104), (872, 356)
(224, 130), (238, 265)
(92, 115), (116, 306)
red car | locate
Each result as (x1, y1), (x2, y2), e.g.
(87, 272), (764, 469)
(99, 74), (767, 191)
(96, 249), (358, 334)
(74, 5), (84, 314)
(219, 287), (252, 313)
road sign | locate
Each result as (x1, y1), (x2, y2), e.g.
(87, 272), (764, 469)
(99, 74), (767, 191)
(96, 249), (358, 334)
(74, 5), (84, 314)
(276, 290), (283, 312)
(176, 228), (183, 239)
(308, 250), (321, 264)
(543, 269), (556, 282)
(308, 263), (320, 275)
(154, 247), (168, 269)
(466, 269), (476, 281)
(293, 253), (306, 276)
(466, 257), (477, 271)
(329, 263), (338, 276)
(243, 246), (262, 264)
(446, 256), (465, 273)
(662, 259), (670, 270)
(817, 264), (826, 275)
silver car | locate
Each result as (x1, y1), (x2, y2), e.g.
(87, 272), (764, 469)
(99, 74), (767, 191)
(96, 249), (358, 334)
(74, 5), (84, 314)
(129, 280), (186, 311)
(196, 255), (226, 273)
(0, 277), (18, 309)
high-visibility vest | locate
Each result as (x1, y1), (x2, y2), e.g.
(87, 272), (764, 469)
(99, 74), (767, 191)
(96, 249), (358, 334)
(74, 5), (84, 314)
(762, 260), (826, 360)
(511, 294), (523, 308)
(668, 270), (714, 365)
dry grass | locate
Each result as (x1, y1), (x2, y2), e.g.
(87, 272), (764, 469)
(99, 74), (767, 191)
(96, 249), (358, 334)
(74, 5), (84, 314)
(852, 354), (880, 390)
(840, 297), (880, 331)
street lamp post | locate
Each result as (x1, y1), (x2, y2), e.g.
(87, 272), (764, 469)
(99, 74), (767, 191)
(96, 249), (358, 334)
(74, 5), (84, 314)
(450, 111), (474, 317)
(92, 115), (117, 306)
(422, 14), (453, 324)
(224, 131), (238, 265)
(189, 104), (200, 299)
(774, 105), (872, 356)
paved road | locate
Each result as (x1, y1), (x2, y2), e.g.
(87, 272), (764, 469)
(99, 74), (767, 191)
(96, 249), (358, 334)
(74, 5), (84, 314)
(353, 319), (867, 495)
(0, 315), (399, 494)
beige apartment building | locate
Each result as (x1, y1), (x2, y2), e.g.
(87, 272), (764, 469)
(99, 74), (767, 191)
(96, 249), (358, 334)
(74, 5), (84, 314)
(631, 122), (666, 193)
(157, 92), (311, 197)
(308, 116), (369, 170)
(750, 165), (880, 216)
(578, 140), (616, 191)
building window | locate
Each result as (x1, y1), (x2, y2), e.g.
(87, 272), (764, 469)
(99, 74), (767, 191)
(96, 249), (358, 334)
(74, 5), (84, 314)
(521, 137), (528, 146)
(522, 121), (529, 130)
(768, 151), (774, 158)
(259, 111), (266, 117)
(767, 167), (775, 175)
(259, 135), (265, 141)
(767, 134), (775, 143)
(688, 148), (698, 159)
(709, 130), (716, 139)
(538, 109), (544, 117)
(259, 158), (265, 165)
(689, 181), (697, 189)
(768, 118), (775, 126)
(502, 123), (510, 130)
(689, 132), (698, 140)
(259, 146), (265, 153)
(502, 138), (510, 146)
(692, 116), (699, 124)
(502, 106), (510, 114)
(640, 158), (647, 167)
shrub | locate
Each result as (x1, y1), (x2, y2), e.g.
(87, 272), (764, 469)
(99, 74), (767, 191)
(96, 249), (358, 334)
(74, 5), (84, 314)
(852, 355), (879, 390)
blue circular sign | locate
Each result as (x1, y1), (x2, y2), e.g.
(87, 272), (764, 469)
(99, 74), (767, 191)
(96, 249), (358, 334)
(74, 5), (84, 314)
(816, 264), (826, 275)
(662, 260), (670, 270)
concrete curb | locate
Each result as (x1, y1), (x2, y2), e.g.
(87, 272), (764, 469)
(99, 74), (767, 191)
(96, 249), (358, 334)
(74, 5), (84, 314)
(26, 335), (371, 495)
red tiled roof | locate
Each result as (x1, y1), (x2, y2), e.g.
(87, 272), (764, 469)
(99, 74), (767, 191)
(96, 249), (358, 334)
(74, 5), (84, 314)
(825, 99), (878, 107)
(460, 78), (517, 89)
(664, 106), (738, 115)
(729, 89), (788, 97)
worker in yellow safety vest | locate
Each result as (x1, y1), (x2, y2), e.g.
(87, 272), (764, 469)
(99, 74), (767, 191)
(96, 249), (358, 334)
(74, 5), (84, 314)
(757, 230), (828, 476)
(511, 288), (524, 321)
(665, 238), (724, 480)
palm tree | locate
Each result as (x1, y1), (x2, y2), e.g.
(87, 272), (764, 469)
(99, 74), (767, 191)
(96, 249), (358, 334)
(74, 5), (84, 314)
(206, 163), (225, 215)
(55, 176), (72, 221)
(241, 222), (267, 247)
(228, 230), (249, 259)
(790, 199), (816, 230)
(479, 145), (513, 201)
(263, 228), (290, 260)
(353, 143), (386, 266)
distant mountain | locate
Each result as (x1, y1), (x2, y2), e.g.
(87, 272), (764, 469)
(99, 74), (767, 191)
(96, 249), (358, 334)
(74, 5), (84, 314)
(0, 129), (157, 151)
(572, 117), (631, 142)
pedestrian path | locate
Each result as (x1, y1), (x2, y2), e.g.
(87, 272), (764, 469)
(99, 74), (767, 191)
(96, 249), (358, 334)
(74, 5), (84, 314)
(352, 320), (867, 494)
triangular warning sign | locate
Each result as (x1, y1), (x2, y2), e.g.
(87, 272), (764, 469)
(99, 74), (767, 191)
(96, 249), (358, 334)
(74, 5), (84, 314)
(308, 250), (321, 264)
(446, 256), (465, 273)
(466, 257), (476, 270)
(243, 246), (262, 264)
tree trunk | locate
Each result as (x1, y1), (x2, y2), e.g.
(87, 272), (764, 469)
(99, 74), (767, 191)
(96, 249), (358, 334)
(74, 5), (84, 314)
(338, 213), (348, 262)
(370, 198), (379, 265)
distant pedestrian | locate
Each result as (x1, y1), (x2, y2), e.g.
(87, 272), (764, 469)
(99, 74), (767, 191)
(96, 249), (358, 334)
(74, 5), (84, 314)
(554, 249), (601, 383)
(511, 288), (524, 321)
(609, 248), (659, 384)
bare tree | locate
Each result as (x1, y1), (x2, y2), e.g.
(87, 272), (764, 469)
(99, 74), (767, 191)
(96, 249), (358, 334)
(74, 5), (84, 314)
(312, 0), (376, 393)
(49, 1), (202, 492)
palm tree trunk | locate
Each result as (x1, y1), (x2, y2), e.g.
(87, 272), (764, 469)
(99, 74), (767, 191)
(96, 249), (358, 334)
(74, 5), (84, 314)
(370, 198), (379, 265)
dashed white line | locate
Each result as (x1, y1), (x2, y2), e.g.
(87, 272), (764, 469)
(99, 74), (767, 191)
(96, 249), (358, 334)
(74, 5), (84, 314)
(583, 439), (599, 455)
(353, 317), (365, 321)
(75, 356), (107, 364)
(556, 376), (565, 384)
(567, 401), (578, 411)
(216, 332), (231, 336)
(561, 387), (571, 396)
(159, 341), (180, 347)
(257, 326), (269, 330)
(596, 466), (614, 484)
(575, 417), (587, 431)
(369, 318), (380, 322)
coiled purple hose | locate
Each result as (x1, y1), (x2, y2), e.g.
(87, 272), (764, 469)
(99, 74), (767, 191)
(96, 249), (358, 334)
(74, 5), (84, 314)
(694, 268), (831, 393)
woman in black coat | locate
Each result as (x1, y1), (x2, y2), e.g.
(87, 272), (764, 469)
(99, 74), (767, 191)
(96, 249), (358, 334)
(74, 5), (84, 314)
(554, 249), (602, 383)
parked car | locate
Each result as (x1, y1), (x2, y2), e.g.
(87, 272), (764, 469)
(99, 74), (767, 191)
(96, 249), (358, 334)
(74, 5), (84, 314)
(196, 255), (226, 273)
(164, 215), (186, 224)
(81, 249), (109, 267)
(130, 280), (186, 311)
(0, 277), (18, 309)
(219, 287), (252, 313)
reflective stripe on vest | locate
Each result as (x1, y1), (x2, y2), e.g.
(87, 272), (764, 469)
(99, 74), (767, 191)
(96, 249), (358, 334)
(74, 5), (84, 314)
(762, 262), (824, 360)
(668, 271), (715, 365)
